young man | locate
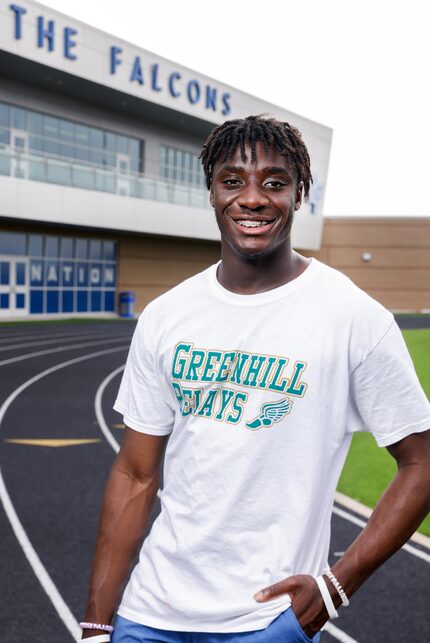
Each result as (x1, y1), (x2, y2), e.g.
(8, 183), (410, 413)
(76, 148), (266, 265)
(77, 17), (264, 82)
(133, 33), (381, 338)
(81, 115), (430, 643)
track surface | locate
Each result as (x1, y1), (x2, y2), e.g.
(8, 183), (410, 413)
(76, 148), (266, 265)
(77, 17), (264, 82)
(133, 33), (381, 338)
(0, 321), (428, 643)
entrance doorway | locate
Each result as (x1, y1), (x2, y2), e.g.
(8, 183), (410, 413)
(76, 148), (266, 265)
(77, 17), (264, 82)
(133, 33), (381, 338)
(0, 257), (29, 317)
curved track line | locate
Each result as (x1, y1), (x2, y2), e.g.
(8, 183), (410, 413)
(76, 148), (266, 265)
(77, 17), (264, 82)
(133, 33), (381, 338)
(0, 335), (131, 367)
(0, 344), (129, 641)
(95, 371), (358, 642)
(0, 330), (133, 353)
(94, 365), (124, 454)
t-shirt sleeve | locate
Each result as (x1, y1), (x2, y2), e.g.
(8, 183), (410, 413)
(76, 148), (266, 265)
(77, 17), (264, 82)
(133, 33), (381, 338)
(350, 319), (430, 447)
(113, 308), (174, 436)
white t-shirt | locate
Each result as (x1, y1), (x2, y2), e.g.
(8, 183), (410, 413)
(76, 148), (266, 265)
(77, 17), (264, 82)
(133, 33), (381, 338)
(113, 258), (430, 632)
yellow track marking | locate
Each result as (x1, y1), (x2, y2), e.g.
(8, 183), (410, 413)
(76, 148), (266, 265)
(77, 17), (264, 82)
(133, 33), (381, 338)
(4, 438), (102, 447)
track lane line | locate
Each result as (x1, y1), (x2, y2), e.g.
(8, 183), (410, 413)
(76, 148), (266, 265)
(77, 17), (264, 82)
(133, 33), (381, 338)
(0, 336), (132, 367)
(0, 344), (129, 641)
(0, 331), (133, 353)
(95, 368), (359, 643)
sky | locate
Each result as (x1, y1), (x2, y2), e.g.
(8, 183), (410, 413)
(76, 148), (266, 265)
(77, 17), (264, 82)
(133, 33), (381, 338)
(41, 0), (430, 218)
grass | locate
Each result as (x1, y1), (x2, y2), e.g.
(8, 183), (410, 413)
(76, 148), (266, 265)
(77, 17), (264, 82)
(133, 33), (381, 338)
(338, 329), (430, 537)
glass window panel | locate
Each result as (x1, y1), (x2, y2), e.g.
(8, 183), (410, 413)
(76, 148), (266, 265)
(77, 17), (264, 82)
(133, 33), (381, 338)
(47, 158), (71, 185)
(0, 232), (26, 255)
(29, 135), (44, 153)
(89, 263), (102, 287)
(76, 262), (88, 286)
(117, 135), (128, 154)
(0, 103), (9, 145)
(0, 261), (10, 285)
(89, 241), (102, 260)
(46, 290), (59, 313)
(0, 152), (10, 175)
(12, 107), (26, 130)
(102, 241), (115, 261)
(0, 293), (10, 309)
(90, 128), (104, 149)
(61, 262), (74, 287)
(91, 290), (102, 312)
(77, 290), (88, 312)
(58, 143), (75, 159)
(16, 262), (26, 285)
(29, 235), (43, 257)
(43, 115), (58, 136)
(45, 236), (59, 257)
(90, 150), (104, 166)
(28, 112), (43, 134)
(105, 132), (116, 152)
(103, 263), (116, 287)
(0, 103), (9, 128)
(30, 260), (44, 286)
(45, 260), (59, 286)
(16, 293), (25, 309)
(60, 237), (74, 258)
(30, 290), (43, 313)
(103, 152), (116, 168)
(129, 139), (139, 160)
(62, 290), (74, 313)
(104, 290), (115, 312)
(59, 119), (74, 142)
(75, 239), (88, 259)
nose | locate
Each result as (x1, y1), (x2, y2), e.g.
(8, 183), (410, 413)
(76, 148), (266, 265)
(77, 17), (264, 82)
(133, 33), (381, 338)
(236, 181), (270, 211)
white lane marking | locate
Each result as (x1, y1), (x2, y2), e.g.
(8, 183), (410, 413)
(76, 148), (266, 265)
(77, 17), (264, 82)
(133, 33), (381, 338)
(0, 336), (131, 367)
(324, 623), (359, 642)
(335, 490), (430, 550)
(94, 365), (124, 454)
(0, 330), (133, 353)
(0, 344), (129, 641)
(333, 506), (430, 563)
(0, 327), (130, 344)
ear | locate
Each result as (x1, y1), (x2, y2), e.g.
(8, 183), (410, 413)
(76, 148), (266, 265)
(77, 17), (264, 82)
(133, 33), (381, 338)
(294, 181), (304, 211)
(210, 189), (215, 208)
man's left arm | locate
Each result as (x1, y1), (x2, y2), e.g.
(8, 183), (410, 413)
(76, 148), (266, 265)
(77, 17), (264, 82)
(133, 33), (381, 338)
(254, 428), (430, 637)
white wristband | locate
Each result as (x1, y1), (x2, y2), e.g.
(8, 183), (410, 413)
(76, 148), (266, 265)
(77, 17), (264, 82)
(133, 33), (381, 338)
(315, 575), (339, 619)
(78, 635), (111, 643)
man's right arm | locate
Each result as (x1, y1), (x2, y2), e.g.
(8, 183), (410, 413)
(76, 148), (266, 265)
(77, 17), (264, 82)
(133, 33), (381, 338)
(81, 427), (169, 639)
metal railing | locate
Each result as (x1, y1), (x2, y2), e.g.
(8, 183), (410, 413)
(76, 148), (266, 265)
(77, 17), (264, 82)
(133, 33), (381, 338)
(0, 146), (211, 210)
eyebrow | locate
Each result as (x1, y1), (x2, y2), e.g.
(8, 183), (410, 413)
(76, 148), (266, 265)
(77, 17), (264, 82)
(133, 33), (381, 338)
(221, 165), (289, 175)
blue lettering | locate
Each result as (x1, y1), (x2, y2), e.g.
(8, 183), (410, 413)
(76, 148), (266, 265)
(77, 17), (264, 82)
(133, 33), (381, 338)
(9, 4), (27, 39)
(151, 63), (162, 92)
(205, 86), (217, 111)
(110, 46), (122, 74)
(130, 56), (144, 84)
(187, 79), (201, 104)
(37, 16), (55, 52)
(222, 92), (231, 116)
(168, 71), (181, 97)
(64, 27), (77, 60)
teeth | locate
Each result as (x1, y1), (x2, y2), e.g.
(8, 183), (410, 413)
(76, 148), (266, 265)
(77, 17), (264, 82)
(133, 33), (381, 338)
(237, 220), (272, 227)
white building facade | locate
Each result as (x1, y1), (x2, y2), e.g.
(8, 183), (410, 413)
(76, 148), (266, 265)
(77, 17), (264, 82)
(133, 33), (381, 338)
(0, 0), (332, 318)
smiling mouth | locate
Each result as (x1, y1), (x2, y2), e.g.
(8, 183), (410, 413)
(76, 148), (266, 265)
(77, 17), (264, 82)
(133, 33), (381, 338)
(229, 216), (278, 229)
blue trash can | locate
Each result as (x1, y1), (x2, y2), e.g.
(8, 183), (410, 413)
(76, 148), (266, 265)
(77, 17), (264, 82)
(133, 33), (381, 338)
(118, 291), (135, 318)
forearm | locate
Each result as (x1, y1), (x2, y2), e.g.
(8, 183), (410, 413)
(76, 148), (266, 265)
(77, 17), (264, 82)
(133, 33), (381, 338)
(82, 459), (160, 633)
(331, 461), (430, 604)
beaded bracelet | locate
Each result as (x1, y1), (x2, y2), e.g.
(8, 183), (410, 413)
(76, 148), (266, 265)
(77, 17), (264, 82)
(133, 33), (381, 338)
(79, 622), (114, 633)
(323, 568), (350, 607)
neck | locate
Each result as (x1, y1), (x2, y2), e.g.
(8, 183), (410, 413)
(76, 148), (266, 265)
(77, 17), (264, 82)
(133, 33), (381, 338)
(217, 244), (310, 295)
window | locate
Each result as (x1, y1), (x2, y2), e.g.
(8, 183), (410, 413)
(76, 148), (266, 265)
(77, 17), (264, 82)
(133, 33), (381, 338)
(0, 232), (26, 255)
(160, 144), (204, 187)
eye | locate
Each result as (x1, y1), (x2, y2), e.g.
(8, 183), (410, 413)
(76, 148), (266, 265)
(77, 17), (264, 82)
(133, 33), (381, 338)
(264, 180), (286, 188)
(223, 179), (241, 186)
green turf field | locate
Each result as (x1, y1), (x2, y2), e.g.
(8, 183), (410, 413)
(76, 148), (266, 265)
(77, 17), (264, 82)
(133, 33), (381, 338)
(338, 329), (430, 537)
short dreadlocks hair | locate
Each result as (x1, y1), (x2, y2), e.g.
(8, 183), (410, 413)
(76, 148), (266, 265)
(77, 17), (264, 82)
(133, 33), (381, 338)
(199, 114), (313, 198)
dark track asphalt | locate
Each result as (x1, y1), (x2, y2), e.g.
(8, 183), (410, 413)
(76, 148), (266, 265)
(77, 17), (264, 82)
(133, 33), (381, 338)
(0, 321), (428, 643)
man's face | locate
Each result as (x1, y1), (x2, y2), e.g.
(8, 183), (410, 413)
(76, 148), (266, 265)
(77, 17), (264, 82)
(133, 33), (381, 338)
(210, 141), (303, 259)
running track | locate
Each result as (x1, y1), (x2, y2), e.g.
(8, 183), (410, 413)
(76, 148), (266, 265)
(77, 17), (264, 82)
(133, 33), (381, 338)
(0, 321), (428, 643)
